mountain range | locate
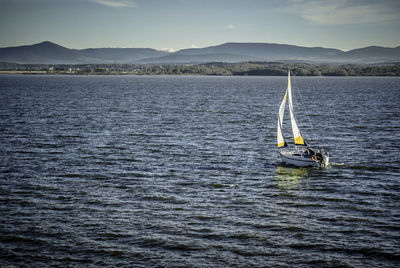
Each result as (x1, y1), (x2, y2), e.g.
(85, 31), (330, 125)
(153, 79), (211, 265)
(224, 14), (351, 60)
(0, 41), (399, 64)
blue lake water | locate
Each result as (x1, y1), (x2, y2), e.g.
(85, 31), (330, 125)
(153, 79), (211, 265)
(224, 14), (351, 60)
(0, 75), (399, 267)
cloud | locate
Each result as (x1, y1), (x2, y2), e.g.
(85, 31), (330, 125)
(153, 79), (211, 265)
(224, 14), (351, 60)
(159, 48), (176, 52)
(89, 0), (135, 8)
(284, 0), (400, 25)
(226, 24), (235, 30)
(159, 44), (199, 52)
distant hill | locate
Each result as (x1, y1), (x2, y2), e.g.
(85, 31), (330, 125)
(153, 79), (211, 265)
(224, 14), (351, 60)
(0, 41), (399, 64)
(0, 41), (169, 64)
(0, 41), (82, 64)
(343, 46), (400, 63)
(155, 43), (400, 64)
(140, 52), (261, 63)
(80, 47), (169, 63)
(172, 43), (344, 62)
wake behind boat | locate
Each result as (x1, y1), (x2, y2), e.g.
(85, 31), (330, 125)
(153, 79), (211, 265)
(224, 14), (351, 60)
(277, 71), (329, 167)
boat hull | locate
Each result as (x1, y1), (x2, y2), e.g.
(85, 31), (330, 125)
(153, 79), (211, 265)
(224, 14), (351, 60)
(279, 150), (329, 167)
(279, 151), (318, 167)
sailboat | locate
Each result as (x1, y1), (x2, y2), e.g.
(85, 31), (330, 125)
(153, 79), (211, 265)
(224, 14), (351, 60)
(277, 71), (329, 167)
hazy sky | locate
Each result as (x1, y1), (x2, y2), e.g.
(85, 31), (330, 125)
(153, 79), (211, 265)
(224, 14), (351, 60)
(1, 0), (399, 51)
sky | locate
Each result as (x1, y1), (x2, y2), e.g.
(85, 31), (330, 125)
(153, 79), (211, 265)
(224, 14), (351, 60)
(0, 0), (399, 51)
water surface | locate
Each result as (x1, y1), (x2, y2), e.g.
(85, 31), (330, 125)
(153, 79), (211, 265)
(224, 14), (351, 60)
(1, 75), (399, 267)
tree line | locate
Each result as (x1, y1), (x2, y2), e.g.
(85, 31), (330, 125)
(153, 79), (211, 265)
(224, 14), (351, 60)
(1, 62), (399, 76)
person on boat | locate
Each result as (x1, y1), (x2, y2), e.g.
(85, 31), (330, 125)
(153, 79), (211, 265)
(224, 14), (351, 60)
(303, 147), (315, 158)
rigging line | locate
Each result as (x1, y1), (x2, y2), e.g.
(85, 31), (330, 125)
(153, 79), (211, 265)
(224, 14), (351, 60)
(291, 72), (316, 142)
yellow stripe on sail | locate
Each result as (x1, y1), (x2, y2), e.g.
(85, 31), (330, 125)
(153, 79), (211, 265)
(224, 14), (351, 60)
(277, 141), (286, 147)
(294, 135), (305, 145)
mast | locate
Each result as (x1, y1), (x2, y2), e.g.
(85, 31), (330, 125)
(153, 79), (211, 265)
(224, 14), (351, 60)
(287, 71), (307, 146)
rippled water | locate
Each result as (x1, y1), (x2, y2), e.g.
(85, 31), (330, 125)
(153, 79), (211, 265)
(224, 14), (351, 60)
(1, 75), (399, 267)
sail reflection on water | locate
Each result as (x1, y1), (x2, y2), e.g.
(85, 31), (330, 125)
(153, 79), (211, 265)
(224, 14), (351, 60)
(274, 166), (309, 191)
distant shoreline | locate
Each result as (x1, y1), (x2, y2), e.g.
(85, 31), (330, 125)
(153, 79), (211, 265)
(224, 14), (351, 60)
(1, 62), (399, 76)
(1, 72), (400, 77)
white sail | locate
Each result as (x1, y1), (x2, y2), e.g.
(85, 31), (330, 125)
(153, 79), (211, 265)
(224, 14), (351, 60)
(287, 71), (306, 146)
(277, 90), (287, 147)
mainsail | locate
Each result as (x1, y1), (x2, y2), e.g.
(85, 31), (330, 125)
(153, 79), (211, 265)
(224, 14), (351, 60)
(286, 71), (306, 146)
(277, 71), (306, 148)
